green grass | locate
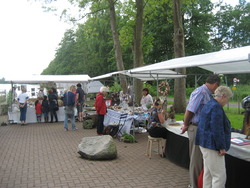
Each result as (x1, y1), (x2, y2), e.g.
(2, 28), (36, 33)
(174, 107), (244, 130)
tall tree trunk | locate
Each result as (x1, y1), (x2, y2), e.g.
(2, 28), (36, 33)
(133, 0), (144, 104)
(173, 0), (186, 113)
(109, 0), (128, 93)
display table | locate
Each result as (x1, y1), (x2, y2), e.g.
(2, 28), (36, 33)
(164, 121), (250, 188)
(8, 107), (66, 123)
(104, 109), (147, 135)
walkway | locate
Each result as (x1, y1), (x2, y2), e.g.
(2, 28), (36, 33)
(0, 118), (189, 188)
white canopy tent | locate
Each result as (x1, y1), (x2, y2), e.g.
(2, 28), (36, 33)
(5, 74), (91, 84)
(129, 46), (250, 75)
(90, 70), (186, 81)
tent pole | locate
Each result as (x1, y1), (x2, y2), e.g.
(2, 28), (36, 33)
(10, 81), (14, 112)
(156, 74), (159, 98)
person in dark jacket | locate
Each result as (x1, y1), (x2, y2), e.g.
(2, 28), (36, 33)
(42, 95), (50, 123)
(195, 86), (233, 188)
(95, 86), (108, 135)
(48, 88), (58, 123)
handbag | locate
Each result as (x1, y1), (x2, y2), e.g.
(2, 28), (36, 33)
(65, 106), (74, 116)
(53, 98), (59, 111)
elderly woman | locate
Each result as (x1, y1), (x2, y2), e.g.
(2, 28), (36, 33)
(195, 86), (233, 188)
(95, 86), (109, 135)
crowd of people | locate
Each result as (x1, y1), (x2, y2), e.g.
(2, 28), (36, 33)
(16, 76), (234, 187)
(17, 83), (86, 130)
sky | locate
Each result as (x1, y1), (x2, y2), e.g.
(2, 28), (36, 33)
(0, 0), (72, 80)
(0, 0), (248, 80)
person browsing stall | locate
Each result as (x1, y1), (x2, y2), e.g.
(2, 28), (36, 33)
(95, 86), (108, 136)
(181, 75), (221, 188)
(17, 87), (29, 125)
(48, 88), (58, 123)
(63, 85), (77, 131)
(195, 86), (233, 188)
(75, 83), (85, 122)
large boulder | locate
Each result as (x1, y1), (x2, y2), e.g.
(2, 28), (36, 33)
(78, 135), (117, 160)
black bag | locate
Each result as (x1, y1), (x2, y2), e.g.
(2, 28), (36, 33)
(103, 125), (119, 137)
(65, 106), (74, 117)
(53, 99), (59, 111)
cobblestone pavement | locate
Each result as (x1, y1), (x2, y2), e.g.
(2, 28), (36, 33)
(0, 117), (189, 188)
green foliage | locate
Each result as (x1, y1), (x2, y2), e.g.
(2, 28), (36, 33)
(230, 84), (250, 102)
(211, 2), (250, 49)
(83, 119), (94, 129)
(109, 82), (122, 92)
(41, 0), (250, 86)
(184, 87), (194, 98)
(121, 133), (135, 143)
(7, 91), (13, 105)
(143, 82), (157, 97)
(174, 108), (244, 130)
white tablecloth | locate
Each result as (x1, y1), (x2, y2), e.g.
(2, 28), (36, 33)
(104, 109), (147, 135)
(8, 107), (66, 123)
(165, 121), (250, 162)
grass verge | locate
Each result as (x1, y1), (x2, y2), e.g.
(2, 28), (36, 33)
(174, 107), (244, 130)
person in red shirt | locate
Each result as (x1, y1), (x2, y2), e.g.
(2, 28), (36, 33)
(35, 100), (43, 123)
(95, 86), (109, 135)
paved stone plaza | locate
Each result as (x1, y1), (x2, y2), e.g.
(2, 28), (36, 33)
(0, 118), (189, 188)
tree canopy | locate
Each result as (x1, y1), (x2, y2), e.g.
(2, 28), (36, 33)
(41, 0), (250, 86)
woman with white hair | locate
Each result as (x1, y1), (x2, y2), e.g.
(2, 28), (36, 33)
(95, 86), (108, 135)
(195, 86), (233, 188)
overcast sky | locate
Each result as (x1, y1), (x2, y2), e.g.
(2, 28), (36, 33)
(0, 0), (72, 80)
(0, 0), (248, 80)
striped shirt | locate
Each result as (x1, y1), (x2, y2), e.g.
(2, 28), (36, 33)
(186, 84), (213, 124)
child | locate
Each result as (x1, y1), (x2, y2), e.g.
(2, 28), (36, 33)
(42, 96), (50, 123)
(35, 100), (42, 123)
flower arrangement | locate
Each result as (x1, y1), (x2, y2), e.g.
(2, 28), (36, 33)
(158, 81), (170, 96)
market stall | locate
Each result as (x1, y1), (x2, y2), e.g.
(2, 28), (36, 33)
(104, 109), (148, 136)
(5, 74), (90, 123)
(163, 121), (250, 188)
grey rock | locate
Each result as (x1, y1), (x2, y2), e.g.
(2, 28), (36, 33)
(78, 135), (117, 160)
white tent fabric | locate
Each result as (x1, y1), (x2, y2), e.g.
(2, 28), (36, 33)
(124, 69), (186, 81)
(90, 70), (185, 81)
(86, 81), (104, 93)
(5, 74), (91, 84)
(89, 71), (124, 81)
(130, 46), (250, 74)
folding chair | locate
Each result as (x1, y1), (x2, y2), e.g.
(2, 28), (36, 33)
(116, 113), (128, 137)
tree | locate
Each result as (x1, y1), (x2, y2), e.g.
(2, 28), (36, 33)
(173, 0), (186, 113)
(133, 0), (144, 104)
(108, 0), (128, 93)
